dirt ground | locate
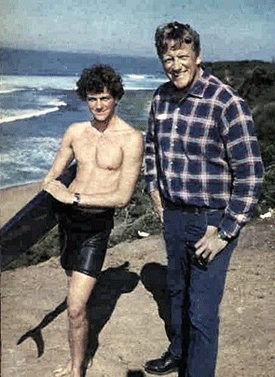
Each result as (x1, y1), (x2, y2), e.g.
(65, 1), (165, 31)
(1, 214), (275, 377)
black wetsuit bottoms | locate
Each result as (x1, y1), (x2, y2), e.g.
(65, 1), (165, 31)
(58, 205), (114, 278)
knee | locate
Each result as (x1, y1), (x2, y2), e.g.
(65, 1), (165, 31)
(189, 305), (220, 339)
(67, 303), (86, 326)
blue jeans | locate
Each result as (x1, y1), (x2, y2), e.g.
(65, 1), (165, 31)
(163, 208), (238, 377)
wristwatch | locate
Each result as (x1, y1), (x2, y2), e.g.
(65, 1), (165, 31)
(73, 192), (81, 206)
(217, 229), (230, 242)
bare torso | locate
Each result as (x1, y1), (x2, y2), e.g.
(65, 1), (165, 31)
(43, 114), (144, 209)
(68, 118), (137, 196)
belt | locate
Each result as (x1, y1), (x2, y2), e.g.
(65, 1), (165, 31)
(163, 200), (208, 214)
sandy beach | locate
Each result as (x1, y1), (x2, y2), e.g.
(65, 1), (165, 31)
(0, 182), (41, 227)
(1, 184), (275, 376)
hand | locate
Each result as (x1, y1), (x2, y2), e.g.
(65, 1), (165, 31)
(44, 180), (73, 204)
(153, 203), (164, 223)
(150, 189), (164, 223)
(194, 226), (228, 264)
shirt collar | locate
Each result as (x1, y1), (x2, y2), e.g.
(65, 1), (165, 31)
(189, 69), (211, 98)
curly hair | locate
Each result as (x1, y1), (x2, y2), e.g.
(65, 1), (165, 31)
(76, 64), (124, 101)
(155, 21), (201, 58)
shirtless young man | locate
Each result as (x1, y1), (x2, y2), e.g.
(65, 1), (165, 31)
(42, 64), (144, 377)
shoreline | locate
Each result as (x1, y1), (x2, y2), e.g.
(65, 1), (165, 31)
(0, 178), (41, 190)
(0, 181), (42, 227)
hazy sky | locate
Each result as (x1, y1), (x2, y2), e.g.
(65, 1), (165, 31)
(1, 0), (275, 61)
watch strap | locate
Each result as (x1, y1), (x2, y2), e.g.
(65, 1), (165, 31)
(217, 229), (230, 242)
(73, 192), (81, 206)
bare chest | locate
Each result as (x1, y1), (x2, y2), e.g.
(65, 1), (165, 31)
(72, 133), (123, 170)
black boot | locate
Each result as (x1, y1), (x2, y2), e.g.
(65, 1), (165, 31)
(144, 351), (181, 375)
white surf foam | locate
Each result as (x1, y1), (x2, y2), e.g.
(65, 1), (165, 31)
(0, 107), (61, 124)
(0, 75), (77, 92)
(0, 88), (25, 94)
(123, 74), (167, 90)
(0, 136), (61, 188)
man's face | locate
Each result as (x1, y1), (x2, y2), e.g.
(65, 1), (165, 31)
(86, 87), (117, 123)
(162, 40), (202, 90)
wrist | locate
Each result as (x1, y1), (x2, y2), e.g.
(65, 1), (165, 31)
(42, 178), (50, 187)
(217, 229), (231, 242)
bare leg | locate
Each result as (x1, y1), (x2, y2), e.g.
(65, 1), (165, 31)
(54, 273), (73, 377)
(54, 271), (96, 377)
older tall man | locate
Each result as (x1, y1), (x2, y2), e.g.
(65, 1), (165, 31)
(144, 22), (264, 376)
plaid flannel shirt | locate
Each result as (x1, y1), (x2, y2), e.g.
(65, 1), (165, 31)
(145, 69), (264, 238)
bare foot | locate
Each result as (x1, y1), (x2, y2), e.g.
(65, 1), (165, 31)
(53, 359), (93, 377)
(54, 360), (72, 376)
(88, 359), (93, 368)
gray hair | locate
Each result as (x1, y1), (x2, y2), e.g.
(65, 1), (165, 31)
(155, 21), (201, 58)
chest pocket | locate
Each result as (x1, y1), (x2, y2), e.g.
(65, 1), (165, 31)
(182, 117), (220, 158)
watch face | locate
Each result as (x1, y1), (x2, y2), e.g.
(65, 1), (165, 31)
(218, 230), (229, 241)
(73, 193), (80, 205)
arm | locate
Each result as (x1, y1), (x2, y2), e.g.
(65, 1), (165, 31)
(144, 101), (159, 192)
(149, 189), (164, 222)
(41, 126), (75, 189)
(144, 99), (164, 220)
(218, 98), (264, 237)
(195, 98), (264, 263)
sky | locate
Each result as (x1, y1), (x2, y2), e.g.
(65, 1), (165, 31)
(1, 0), (275, 62)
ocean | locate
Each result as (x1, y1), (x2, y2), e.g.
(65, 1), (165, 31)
(0, 50), (167, 189)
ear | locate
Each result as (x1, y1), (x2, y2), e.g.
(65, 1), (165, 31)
(196, 53), (202, 66)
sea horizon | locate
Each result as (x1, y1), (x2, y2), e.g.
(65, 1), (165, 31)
(0, 48), (169, 189)
(0, 47), (164, 76)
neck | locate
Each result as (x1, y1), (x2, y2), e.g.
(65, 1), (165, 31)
(92, 114), (117, 133)
(93, 120), (108, 133)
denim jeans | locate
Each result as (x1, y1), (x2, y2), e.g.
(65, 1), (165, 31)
(163, 208), (238, 377)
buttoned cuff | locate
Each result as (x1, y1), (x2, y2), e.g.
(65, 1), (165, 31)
(219, 215), (242, 239)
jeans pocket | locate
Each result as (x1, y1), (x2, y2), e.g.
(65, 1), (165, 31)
(185, 212), (208, 245)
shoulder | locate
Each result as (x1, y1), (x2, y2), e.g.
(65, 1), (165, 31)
(202, 75), (252, 121)
(203, 71), (243, 104)
(116, 119), (144, 151)
(117, 118), (143, 137)
(64, 121), (90, 137)
(130, 128), (144, 148)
